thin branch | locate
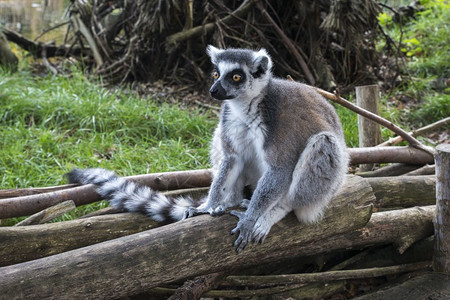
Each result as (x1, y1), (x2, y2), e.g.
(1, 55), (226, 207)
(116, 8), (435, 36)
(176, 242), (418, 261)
(224, 261), (431, 287)
(378, 117), (450, 147)
(34, 21), (70, 42)
(14, 200), (76, 226)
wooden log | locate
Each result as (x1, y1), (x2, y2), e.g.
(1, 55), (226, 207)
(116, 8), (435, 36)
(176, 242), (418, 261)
(403, 164), (435, 176)
(0, 184), (76, 199)
(0, 176), (435, 266)
(0, 169), (212, 219)
(356, 85), (381, 172)
(357, 163), (421, 177)
(14, 200), (76, 226)
(3, 27), (82, 58)
(0, 213), (158, 267)
(0, 176), (374, 299)
(433, 144), (450, 273)
(366, 175), (436, 209)
(348, 146), (434, 165)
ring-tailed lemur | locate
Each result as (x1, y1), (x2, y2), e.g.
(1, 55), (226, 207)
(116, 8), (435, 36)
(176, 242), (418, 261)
(67, 46), (349, 252)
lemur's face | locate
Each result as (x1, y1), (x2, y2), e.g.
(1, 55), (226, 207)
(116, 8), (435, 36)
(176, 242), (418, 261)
(207, 46), (272, 101)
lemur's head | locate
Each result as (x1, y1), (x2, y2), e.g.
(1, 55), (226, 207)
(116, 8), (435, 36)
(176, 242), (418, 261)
(207, 45), (273, 101)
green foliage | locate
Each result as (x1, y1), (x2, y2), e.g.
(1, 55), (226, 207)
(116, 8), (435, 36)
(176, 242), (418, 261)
(378, 0), (449, 125)
(377, 12), (393, 27)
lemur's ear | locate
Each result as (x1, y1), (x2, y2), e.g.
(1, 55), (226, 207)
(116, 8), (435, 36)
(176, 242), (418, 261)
(252, 48), (273, 78)
(207, 45), (223, 65)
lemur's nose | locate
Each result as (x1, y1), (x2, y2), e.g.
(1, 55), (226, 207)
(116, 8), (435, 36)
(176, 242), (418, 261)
(210, 87), (219, 96)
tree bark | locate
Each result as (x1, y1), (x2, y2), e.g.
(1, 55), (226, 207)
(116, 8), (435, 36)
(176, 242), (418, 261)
(366, 175), (435, 209)
(433, 144), (450, 273)
(14, 200), (76, 226)
(348, 146), (434, 165)
(0, 213), (158, 267)
(356, 85), (381, 172)
(0, 176), (374, 299)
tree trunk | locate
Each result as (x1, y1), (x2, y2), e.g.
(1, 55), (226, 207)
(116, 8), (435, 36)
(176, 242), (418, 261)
(0, 176), (374, 299)
(356, 85), (381, 171)
(433, 144), (450, 273)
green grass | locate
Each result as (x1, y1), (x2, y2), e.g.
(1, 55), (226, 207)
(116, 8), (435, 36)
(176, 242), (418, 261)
(0, 67), (216, 223)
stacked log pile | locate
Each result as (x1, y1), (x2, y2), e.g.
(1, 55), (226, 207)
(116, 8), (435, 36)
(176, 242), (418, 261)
(0, 142), (445, 299)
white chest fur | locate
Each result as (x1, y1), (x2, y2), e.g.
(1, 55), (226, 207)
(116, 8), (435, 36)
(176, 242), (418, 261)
(226, 100), (267, 164)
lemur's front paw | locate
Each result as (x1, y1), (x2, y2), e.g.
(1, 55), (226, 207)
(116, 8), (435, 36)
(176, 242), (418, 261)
(230, 210), (256, 253)
(186, 204), (225, 219)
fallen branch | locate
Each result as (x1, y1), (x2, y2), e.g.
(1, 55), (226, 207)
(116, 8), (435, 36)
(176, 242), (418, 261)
(156, 283), (309, 298)
(0, 176), (374, 299)
(378, 117), (450, 147)
(347, 146), (434, 165)
(357, 163), (421, 177)
(2, 28), (82, 58)
(403, 164), (435, 176)
(14, 200), (75, 226)
(0, 184), (76, 199)
(224, 261), (430, 287)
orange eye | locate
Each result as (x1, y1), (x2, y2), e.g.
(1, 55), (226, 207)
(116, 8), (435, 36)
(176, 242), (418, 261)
(232, 74), (242, 82)
(212, 72), (219, 79)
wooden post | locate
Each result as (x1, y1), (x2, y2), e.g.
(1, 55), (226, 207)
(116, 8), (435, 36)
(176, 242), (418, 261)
(433, 144), (450, 273)
(356, 85), (381, 171)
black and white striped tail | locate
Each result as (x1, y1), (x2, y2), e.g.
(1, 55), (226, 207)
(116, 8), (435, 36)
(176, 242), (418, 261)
(66, 168), (201, 223)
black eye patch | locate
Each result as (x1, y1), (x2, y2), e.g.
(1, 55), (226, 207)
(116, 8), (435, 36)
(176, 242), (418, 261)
(225, 69), (246, 85)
